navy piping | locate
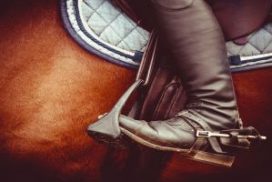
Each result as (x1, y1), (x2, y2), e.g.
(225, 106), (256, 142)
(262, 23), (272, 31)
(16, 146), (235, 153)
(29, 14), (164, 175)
(60, 0), (142, 69)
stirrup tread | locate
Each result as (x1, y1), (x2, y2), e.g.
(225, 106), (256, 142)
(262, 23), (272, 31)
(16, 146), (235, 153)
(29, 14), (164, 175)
(192, 151), (235, 167)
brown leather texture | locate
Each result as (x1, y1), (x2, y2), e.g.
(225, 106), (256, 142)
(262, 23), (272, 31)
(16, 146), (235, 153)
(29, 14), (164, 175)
(209, 0), (272, 40)
(112, 0), (272, 123)
(113, 0), (272, 40)
(138, 53), (187, 121)
(127, 0), (240, 131)
(115, 0), (250, 161)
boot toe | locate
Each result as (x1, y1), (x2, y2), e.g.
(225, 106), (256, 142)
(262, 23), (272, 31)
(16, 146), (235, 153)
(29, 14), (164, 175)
(119, 115), (196, 148)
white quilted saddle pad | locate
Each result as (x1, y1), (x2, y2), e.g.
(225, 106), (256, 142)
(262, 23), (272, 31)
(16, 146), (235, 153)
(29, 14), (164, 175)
(60, 0), (272, 71)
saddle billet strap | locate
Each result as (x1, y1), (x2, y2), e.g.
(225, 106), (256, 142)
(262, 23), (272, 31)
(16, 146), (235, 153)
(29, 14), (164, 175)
(136, 30), (159, 86)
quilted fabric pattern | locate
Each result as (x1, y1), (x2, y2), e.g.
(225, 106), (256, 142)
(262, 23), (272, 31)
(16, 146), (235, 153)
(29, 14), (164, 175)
(227, 23), (272, 56)
(62, 0), (272, 70)
(81, 0), (149, 52)
(81, 0), (272, 57)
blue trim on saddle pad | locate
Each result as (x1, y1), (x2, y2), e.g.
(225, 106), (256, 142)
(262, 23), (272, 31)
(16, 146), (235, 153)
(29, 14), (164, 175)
(60, 0), (272, 72)
(60, 0), (144, 69)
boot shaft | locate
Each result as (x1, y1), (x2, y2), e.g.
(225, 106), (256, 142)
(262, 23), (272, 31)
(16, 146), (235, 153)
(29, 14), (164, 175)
(150, 0), (240, 130)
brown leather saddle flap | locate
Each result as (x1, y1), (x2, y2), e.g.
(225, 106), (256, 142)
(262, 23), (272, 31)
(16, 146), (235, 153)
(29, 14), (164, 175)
(138, 54), (187, 121)
(135, 41), (188, 121)
(209, 0), (272, 40)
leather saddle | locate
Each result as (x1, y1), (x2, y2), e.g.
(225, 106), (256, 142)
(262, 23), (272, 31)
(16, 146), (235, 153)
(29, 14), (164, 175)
(113, 0), (272, 41)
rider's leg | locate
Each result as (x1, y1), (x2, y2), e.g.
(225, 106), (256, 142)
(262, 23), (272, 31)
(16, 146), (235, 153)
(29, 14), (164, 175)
(118, 0), (241, 152)
(88, 0), (265, 166)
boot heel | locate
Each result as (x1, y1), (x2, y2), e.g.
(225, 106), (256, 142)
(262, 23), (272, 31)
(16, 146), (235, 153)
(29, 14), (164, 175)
(191, 151), (235, 167)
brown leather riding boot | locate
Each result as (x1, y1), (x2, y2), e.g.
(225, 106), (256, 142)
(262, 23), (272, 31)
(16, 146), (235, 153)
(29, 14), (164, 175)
(119, 0), (240, 146)
(88, 0), (266, 166)
(118, 0), (241, 164)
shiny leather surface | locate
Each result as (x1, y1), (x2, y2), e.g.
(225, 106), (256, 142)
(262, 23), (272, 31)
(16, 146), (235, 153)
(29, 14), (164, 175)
(120, 0), (240, 150)
(148, 0), (239, 130)
(114, 0), (272, 40)
(138, 57), (187, 121)
(120, 115), (195, 148)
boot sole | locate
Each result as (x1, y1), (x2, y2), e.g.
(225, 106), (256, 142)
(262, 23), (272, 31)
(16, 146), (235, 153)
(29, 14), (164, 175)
(120, 126), (235, 167)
